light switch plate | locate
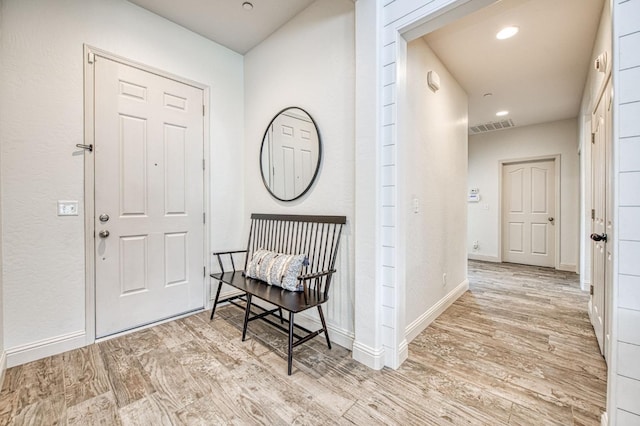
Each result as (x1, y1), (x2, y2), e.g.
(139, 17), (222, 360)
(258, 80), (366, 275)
(58, 201), (78, 216)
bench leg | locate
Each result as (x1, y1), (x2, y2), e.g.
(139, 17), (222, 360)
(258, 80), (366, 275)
(242, 294), (253, 342)
(278, 308), (284, 324)
(209, 280), (224, 320)
(288, 311), (295, 375)
(318, 305), (332, 350)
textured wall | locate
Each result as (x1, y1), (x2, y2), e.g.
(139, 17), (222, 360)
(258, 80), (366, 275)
(468, 119), (580, 270)
(403, 38), (468, 335)
(0, 0), (244, 361)
(244, 0), (356, 345)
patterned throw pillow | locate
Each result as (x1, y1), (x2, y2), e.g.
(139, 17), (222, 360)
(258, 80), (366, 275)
(246, 249), (307, 291)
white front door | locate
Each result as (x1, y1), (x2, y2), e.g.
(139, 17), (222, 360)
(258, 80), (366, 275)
(502, 160), (556, 268)
(269, 111), (319, 199)
(94, 56), (205, 337)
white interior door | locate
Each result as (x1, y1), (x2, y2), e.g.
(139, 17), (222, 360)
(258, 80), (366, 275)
(270, 111), (318, 199)
(502, 160), (556, 267)
(589, 76), (612, 358)
(94, 56), (204, 338)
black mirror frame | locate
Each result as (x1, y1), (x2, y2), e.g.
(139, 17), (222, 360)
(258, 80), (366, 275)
(259, 107), (322, 202)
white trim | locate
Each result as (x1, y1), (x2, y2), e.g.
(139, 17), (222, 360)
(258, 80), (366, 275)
(0, 351), (6, 389)
(600, 411), (608, 426)
(83, 45), (211, 344)
(405, 279), (469, 343)
(582, 278), (591, 293)
(467, 254), (500, 263)
(7, 331), (86, 368)
(499, 154), (561, 269)
(352, 340), (385, 370)
(395, 339), (408, 369)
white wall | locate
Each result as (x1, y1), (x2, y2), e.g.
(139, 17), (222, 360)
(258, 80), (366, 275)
(402, 38), (468, 339)
(468, 119), (580, 271)
(0, 0), (4, 380)
(0, 0), (245, 365)
(611, 0), (640, 423)
(244, 0), (356, 347)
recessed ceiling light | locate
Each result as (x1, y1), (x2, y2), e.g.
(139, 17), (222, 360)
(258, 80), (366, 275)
(496, 110), (509, 117)
(496, 26), (519, 40)
(242, 2), (254, 11)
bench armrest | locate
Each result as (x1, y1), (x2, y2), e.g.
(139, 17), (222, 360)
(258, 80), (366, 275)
(212, 249), (247, 256)
(212, 250), (248, 274)
(297, 269), (336, 281)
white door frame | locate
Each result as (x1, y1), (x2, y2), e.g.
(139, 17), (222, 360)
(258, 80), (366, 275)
(82, 45), (211, 344)
(498, 154), (561, 269)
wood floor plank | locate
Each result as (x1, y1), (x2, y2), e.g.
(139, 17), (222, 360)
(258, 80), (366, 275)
(66, 391), (121, 426)
(63, 345), (111, 408)
(99, 347), (155, 409)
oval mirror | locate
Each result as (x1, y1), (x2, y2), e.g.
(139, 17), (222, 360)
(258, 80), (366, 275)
(260, 107), (322, 201)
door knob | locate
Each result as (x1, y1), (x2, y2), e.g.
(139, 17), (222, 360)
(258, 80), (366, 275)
(590, 233), (607, 242)
(548, 217), (554, 222)
(99, 214), (110, 223)
(99, 230), (110, 238)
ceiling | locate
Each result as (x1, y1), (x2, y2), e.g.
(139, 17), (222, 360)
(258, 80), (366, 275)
(127, 0), (604, 131)
(424, 0), (605, 130)
(127, 0), (315, 54)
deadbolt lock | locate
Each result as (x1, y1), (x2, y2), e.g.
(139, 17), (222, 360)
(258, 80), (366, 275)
(99, 214), (110, 223)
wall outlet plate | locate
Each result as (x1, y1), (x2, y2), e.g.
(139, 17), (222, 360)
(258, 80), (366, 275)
(58, 201), (79, 216)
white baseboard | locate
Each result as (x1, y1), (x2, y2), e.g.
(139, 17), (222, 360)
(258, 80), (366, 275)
(0, 350), (7, 390)
(601, 411), (608, 426)
(581, 278), (591, 293)
(405, 279), (469, 343)
(467, 254), (499, 262)
(7, 330), (86, 368)
(384, 338), (408, 370)
(558, 263), (577, 273)
(352, 340), (385, 370)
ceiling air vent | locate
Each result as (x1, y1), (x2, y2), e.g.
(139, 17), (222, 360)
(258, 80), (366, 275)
(469, 119), (515, 134)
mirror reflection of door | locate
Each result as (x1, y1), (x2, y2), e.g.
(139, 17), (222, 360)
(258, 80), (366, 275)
(260, 107), (321, 201)
(269, 110), (319, 200)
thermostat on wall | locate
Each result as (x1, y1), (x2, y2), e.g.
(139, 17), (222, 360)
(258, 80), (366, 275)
(427, 71), (440, 92)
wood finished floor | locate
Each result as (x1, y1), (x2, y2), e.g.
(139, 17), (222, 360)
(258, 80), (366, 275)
(0, 261), (607, 425)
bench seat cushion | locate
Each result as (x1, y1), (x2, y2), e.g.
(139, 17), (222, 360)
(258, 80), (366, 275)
(211, 271), (328, 313)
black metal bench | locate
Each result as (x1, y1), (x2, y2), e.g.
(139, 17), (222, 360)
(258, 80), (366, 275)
(209, 214), (346, 375)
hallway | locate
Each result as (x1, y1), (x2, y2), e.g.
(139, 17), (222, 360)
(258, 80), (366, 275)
(0, 261), (606, 424)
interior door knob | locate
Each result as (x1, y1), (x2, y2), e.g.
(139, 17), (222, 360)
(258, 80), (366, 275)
(548, 217), (554, 222)
(99, 230), (110, 238)
(590, 233), (607, 242)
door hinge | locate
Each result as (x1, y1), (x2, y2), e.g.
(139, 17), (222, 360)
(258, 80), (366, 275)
(88, 52), (95, 64)
(591, 133), (595, 144)
(590, 285), (594, 296)
(591, 209), (595, 220)
(202, 159), (205, 170)
(203, 105), (205, 116)
(203, 266), (206, 277)
(203, 212), (206, 224)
